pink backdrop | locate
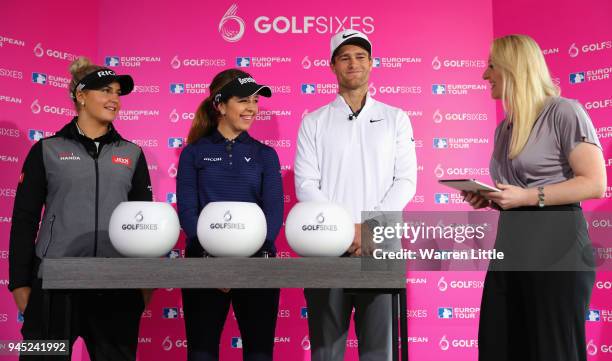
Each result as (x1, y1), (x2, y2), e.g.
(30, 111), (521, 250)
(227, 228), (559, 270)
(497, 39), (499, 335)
(0, 0), (609, 360)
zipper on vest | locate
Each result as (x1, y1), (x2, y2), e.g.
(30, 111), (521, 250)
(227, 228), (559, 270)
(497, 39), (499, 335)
(93, 155), (100, 256)
(42, 214), (56, 257)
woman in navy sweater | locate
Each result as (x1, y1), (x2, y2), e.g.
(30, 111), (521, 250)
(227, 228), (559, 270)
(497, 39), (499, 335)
(177, 69), (284, 361)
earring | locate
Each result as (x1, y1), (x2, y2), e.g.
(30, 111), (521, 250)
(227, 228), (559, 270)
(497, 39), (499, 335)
(81, 101), (85, 107)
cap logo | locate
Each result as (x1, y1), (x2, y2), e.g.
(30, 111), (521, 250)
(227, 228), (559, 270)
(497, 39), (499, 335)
(238, 77), (256, 85)
(342, 32), (358, 39)
(97, 70), (115, 77)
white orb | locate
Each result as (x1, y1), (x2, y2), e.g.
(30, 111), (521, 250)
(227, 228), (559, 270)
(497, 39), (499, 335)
(197, 202), (267, 257)
(109, 202), (180, 257)
(285, 202), (354, 257)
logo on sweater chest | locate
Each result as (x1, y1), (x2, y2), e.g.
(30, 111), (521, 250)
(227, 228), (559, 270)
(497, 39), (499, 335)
(58, 152), (81, 161)
(112, 155), (132, 168)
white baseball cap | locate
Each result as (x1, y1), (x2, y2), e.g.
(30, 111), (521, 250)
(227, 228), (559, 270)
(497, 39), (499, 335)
(330, 29), (372, 61)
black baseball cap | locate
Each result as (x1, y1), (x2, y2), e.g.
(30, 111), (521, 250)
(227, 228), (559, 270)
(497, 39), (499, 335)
(71, 68), (134, 99)
(213, 76), (272, 104)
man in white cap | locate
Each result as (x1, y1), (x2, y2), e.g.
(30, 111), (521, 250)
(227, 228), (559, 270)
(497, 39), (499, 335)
(295, 29), (417, 360)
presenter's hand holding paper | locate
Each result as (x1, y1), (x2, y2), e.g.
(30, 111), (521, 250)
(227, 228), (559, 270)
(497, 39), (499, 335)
(484, 183), (537, 210)
(462, 191), (491, 209)
(441, 179), (498, 209)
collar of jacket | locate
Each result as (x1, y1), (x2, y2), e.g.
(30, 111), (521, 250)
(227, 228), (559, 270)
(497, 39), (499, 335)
(331, 92), (375, 115)
(57, 117), (123, 145)
(209, 128), (252, 144)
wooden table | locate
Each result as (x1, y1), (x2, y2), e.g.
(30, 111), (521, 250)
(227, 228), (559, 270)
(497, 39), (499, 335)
(42, 257), (408, 361)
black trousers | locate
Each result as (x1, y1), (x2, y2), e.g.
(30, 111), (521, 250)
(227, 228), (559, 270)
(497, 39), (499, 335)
(181, 288), (280, 361)
(479, 271), (595, 361)
(479, 205), (596, 361)
(20, 277), (144, 361)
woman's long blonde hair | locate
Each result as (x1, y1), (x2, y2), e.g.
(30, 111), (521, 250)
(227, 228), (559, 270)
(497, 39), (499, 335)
(491, 34), (559, 158)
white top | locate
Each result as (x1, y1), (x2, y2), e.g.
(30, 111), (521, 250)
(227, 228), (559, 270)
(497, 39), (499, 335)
(295, 94), (417, 222)
(75, 121), (100, 151)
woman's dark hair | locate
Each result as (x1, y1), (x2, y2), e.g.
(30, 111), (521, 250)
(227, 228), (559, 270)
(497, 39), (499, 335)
(187, 68), (251, 144)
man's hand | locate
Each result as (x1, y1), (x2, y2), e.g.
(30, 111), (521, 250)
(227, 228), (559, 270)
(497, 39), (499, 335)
(348, 223), (362, 256)
(12, 287), (31, 314)
(360, 221), (377, 256)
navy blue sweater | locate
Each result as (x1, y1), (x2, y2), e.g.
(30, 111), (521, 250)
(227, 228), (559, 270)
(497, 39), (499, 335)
(177, 129), (284, 256)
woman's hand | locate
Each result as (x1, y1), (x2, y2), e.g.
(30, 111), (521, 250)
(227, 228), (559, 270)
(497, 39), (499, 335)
(12, 286), (31, 314)
(141, 289), (154, 306)
(484, 184), (536, 210)
(462, 191), (491, 209)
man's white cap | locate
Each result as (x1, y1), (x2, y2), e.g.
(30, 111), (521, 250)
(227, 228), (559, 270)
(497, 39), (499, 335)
(330, 29), (372, 60)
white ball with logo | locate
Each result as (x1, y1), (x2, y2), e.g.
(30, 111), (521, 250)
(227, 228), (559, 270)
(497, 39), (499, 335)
(109, 202), (180, 257)
(285, 202), (354, 257)
(197, 202), (267, 257)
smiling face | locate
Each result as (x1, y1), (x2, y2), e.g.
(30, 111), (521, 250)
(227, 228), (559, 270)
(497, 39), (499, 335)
(217, 95), (259, 135)
(483, 58), (504, 99)
(331, 44), (372, 92)
(76, 81), (122, 123)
